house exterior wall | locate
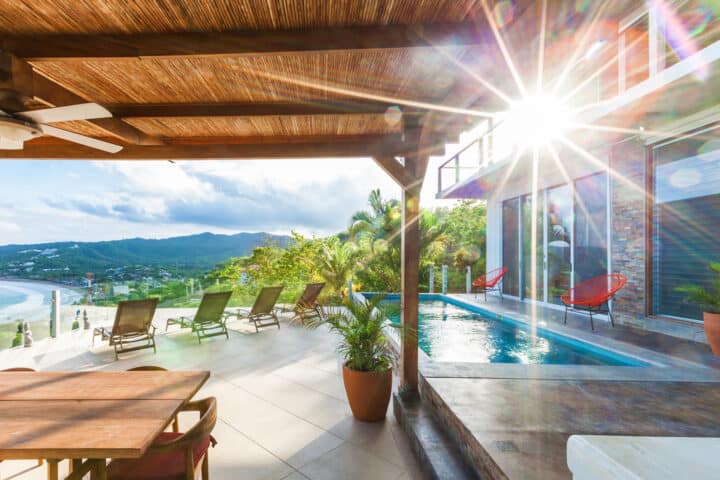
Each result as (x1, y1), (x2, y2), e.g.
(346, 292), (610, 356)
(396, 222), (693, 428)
(609, 138), (709, 343)
(480, 138), (708, 344)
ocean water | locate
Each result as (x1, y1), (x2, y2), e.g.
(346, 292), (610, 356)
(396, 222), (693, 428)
(0, 280), (82, 324)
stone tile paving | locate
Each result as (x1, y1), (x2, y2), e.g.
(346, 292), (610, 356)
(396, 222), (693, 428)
(0, 311), (420, 480)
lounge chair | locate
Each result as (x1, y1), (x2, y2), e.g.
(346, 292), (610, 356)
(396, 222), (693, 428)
(107, 397), (217, 480)
(561, 273), (628, 331)
(165, 291), (232, 344)
(472, 267), (507, 301)
(236, 286), (284, 332)
(93, 298), (159, 360)
(287, 282), (325, 324)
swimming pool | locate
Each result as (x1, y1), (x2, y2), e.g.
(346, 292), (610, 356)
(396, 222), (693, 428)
(375, 294), (646, 366)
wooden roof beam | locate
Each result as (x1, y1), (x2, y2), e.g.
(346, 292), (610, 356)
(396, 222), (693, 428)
(0, 52), (160, 145)
(0, 135), (403, 159)
(108, 102), (425, 118)
(373, 156), (416, 188)
(3, 22), (486, 60)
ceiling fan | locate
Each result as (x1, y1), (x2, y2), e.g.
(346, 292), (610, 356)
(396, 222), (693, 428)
(0, 103), (123, 153)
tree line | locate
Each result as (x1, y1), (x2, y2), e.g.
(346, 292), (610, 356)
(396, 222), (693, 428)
(206, 189), (487, 305)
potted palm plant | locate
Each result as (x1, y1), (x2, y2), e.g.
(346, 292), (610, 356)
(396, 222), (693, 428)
(305, 295), (400, 422)
(677, 262), (720, 355)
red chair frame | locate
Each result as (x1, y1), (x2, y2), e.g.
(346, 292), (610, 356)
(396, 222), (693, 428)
(560, 273), (627, 331)
(472, 266), (508, 302)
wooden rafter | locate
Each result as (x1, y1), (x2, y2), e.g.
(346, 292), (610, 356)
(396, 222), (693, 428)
(0, 53), (162, 146)
(0, 136), (402, 159)
(108, 102), (424, 118)
(372, 156), (416, 188)
(2, 22), (485, 60)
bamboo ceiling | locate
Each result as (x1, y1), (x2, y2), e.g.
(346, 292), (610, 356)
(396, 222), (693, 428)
(0, 1), (481, 34)
(30, 48), (471, 105)
(0, 0), (550, 158)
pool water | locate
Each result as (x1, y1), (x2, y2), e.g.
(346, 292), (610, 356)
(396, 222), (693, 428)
(382, 296), (645, 366)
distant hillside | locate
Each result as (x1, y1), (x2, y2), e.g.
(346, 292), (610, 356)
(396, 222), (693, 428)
(0, 232), (290, 280)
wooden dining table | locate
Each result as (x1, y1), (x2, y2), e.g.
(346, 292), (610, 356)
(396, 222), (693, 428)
(0, 370), (210, 480)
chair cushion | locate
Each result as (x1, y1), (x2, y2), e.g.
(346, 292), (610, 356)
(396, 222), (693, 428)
(107, 432), (214, 480)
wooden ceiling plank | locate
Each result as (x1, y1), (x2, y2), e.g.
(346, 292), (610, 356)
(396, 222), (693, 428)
(3, 22), (484, 60)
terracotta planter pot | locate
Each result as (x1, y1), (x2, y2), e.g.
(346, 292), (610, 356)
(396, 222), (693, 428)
(342, 365), (392, 422)
(704, 312), (720, 355)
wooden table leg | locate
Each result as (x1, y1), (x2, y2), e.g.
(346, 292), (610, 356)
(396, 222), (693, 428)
(46, 459), (59, 480)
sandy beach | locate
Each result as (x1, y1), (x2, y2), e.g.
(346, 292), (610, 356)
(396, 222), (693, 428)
(0, 279), (83, 324)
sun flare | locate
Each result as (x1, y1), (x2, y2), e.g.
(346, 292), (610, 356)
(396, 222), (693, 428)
(502, 94), (575, 148)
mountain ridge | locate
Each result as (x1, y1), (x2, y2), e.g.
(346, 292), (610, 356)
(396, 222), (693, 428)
(0, 232), (290, 280)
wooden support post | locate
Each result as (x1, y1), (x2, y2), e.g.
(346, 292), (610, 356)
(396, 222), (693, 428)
(400, 181), (421, 392)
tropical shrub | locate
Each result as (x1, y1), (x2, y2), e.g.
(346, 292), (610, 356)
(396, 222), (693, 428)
(677, 262), (720, 314)
(307, 295), (400, 372)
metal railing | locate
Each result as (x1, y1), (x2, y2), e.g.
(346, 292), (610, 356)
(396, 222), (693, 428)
(437, 119), (504, 194)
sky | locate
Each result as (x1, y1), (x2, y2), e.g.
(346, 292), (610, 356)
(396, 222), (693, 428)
(0, 154), (459, 246)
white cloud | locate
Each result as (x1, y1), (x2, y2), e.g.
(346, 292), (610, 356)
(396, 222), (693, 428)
(0, 221), (21, 232)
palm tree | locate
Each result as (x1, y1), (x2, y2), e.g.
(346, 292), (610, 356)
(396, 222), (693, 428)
(348, 189), (401, 247)
(319, 239), (358, 298)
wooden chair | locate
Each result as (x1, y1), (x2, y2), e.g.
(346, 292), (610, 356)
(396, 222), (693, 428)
(107, 397), (217, 480)
(93, 298), (159, 360)
(166, 292), (232, 344)
(126, 366), (179, 433)
(0, 368), (43, 469)
(236, 286), (284, 332)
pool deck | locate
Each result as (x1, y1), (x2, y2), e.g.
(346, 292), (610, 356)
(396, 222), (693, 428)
(0, 310), (421, 480)
(414, 294), (720, 480)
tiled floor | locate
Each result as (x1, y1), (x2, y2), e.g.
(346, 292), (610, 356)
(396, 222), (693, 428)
(0, 312), (422, 480)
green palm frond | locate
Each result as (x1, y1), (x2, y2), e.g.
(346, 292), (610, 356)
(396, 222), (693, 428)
(303, 295), (404, 372)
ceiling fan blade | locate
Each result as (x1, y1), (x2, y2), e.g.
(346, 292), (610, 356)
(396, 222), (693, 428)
(0, 138), (23, 150)
(40, 124), (123, 154)
(17, 103), (113, 124)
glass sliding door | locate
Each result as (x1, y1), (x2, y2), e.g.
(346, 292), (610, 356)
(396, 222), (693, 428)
(521, 194), (544, 301)
(653, 128), (720, 320)
(502, 198), (520, 296)
(500, 174), (610, 307)
(546, 185), (573, 304)
(574, 173), (608, 284)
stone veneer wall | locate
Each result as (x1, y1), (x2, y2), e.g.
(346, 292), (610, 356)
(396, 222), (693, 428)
(609, 138), (647, 324)
(609, 138), (708, 343)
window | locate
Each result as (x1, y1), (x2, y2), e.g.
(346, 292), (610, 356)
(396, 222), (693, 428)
(502, 198), (520, 296)
(501, 173), (610, 306)
(662, 0), (720, 69)
(620, 12), (650, 92)
(574, 173), (608, 284)
(652, 125), (720, 320)
(546, 185), (573, 304)
(522, 194), (544, 301)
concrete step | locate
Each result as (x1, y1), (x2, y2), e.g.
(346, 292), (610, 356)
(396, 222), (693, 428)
(394, 391), (480, 480)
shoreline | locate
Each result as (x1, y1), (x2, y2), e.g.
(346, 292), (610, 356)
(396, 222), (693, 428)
(0, 279), (84, 323)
